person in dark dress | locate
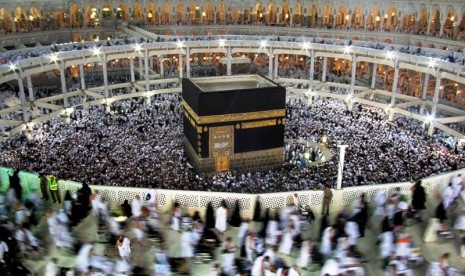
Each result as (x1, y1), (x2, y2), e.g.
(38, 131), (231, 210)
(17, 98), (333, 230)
(39, 174), (49, 200)
(259, 208), (270, 238)
(352, 194), (368, 237)
(121, 200), (132, 218)
(435, 202), (447, 223)
(253, 196), (262, 222)
(229, 200), (242, 227)
(411, 180), (426, 222)
(205, 202), (215, 229)
(9, 171), (22, 202)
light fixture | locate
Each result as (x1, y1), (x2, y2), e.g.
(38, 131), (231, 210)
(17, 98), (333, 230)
(385, 51), (395, 60)
(176, 40), (184, 48)
(147, 12), (153, 19)
(29, 15), (34, 21)
(301, 42), (310, 50)
(9, 63), (17, 71)
(259, 40), (267, 48)
(134, 43), (143, 52)
(92, 47), (101, 56)
(49, 53), (59, 63)
(384, 14), (388, 19)
(391, 12), (395, 17)
(344, 14), (349, 20)
(427, 58), (436, 68)
(450, 15), (455, 22)
(218, 38), (225, 47)
(375, 16), (381, 22)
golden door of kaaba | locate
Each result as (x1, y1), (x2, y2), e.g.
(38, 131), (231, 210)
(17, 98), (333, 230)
(210, 126), (233, 172)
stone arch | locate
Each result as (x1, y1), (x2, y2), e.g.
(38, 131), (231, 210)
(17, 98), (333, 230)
(268, 4), (276, 25)
(322, 4), (333, 27)
(189, 3), (200, 22)
(70, 4), (82, 28)
(443, 10), (455, 38)
(402, 13), (415, 31)
(161, 2), (170, 24)
(84, 5), (99, 27)
(176, 3), (184, 23)
(418, 8), (428, 34)
(217, 2), (226, 23)
(132, 3), (144, 20)
(280, 3), (289, 25)
(147, 3), (158, 24)
(308, 4), (317, 27)
(458, 11), (465, 40)
(351, 6), (364, 29)
(204, 2), (214, 22)
(429, 9), (440, 35)
(231, 8), (240, 24)
(294, 3), (303, 25)
(384, 6), (398, 30)
(102, 3), (113, 20)
(255, 4), (263, 22)
(244, 9), (250, 23)
(335, 5), (349, 28)
(0, 8), (12, 33)
(53, 11), (66, 28)
(116, 4), (129, 21)
(367, 5), (381, 30)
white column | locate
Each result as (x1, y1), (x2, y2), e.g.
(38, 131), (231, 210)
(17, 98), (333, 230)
(129, 58), (135, 83)
(226, 47), (232, 76)
(430, 71), (441, 119)
(79, 64), (86, 89)
(186, 47), (191, 78)
(138, 58), (143, 80)
(149, 56), (154, 71)
(101, 55), (109, 98)
(349, 54), (357, 96)
(390, 61), (399, 106)
(268, 48), (273, 79)
(274, 53), (279, 79)
(428, 72), (441, 136)
(336, 145), (348, 190)
(309, 50), (315, 90)
(178, 53), (183, 78)
(17, 73), (29, 122)
(159, 55), (164, 77)
(322, 56), (327, 82)
(144, 51), (150, 91)
(420, 73), (429, 115)
(371, 63), (377, 89)
(26, 75), (34, 101)
(25, 75), (37, 118)
(59, 62), (69, 107)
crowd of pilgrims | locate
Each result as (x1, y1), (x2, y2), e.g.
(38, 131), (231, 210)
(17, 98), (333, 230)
(0, 94), (464, 192)
(0, 172), (464, 275)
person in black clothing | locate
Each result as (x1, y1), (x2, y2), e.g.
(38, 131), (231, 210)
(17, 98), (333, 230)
(411, 180), (426, 222)
(253, 196), (262, 222)
(121, 200), (132, 218)
(352, 194), (369, 237)
(393, 201), (409, 229)
(9, 171), (22, 202)
(205, 202), (215, 229)
(435, 201), (447, 223)
(38, 174), (49, 200)
(229, 199), (242, 228)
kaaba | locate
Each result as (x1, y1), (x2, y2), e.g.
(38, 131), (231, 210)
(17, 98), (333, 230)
(182, 75), (286, 173)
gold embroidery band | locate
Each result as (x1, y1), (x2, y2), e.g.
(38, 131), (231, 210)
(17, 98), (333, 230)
(182, 100), (285, 124)
(241, 119), (277, 129)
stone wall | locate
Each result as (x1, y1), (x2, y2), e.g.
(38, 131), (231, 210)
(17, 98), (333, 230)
(230, 147), (284, 172)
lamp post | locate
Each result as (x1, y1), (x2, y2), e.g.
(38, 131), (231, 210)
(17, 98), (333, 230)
(336, 145), (348, 190)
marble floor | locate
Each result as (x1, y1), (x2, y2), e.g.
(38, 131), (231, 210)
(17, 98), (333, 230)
(22, 195), (465, 276)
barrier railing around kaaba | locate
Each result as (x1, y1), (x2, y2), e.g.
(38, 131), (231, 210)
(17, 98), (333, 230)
(0, 166), (463, 219)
